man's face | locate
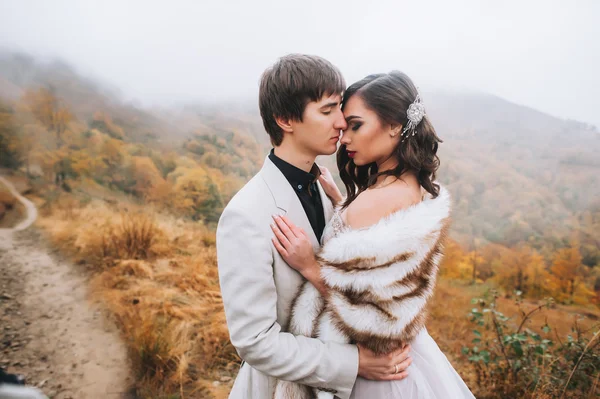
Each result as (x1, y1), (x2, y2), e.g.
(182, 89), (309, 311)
(289, 93), (348, 157)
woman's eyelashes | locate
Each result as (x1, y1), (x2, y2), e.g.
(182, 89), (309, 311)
(351, 122), (362, 131)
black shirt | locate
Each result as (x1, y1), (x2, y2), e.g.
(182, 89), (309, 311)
(269, 149), (326, 240)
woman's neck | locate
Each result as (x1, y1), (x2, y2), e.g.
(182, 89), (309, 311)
(373, 156), (420, 189)
(373, 156), (400, 187)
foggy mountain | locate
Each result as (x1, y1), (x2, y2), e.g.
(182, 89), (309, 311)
(1, 51), (598, 250)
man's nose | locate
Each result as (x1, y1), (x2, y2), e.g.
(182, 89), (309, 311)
(333, 109), (347, 130)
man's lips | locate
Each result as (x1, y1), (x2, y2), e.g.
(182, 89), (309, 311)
(330, 136), (340, 141)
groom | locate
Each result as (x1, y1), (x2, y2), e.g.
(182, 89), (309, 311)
(216, 54), (411, 399)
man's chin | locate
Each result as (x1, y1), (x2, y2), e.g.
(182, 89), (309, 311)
(320, 144), (338, 156)
(310, 143), (338, 157)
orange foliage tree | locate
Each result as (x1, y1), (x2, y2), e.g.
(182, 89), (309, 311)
(127, 156), (168, 200)
(170, 167), (224, 223)
(549, 243), (593, 304)
(493, 245), (552, 298)
(22, 87), (73, 147)
(439, 239), (470, 280)
(0, 101), (22, 168)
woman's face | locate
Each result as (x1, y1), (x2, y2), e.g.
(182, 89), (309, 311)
(340, 95), (400, 166)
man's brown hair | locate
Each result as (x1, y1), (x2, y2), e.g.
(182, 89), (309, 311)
(259, 54), (345, 146)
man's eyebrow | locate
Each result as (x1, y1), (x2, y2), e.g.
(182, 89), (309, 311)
(345, 115), (362, 122)
(319, 102), (340, 109)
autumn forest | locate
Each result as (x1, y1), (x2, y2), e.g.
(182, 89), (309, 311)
(1, 52), (599, 398)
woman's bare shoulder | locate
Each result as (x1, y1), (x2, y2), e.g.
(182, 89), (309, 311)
(344, 181), (422, 230)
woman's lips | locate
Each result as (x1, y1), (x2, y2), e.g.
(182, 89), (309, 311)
(347, 151), (356, 158)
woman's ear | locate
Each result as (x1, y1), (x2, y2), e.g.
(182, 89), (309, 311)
(275, 116), (294, 133)
(390, 124), (402, 138)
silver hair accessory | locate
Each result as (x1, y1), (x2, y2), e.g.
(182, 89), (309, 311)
(401, 93), (425, 142)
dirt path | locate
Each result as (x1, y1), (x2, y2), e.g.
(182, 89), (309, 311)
(0, 175), (134, 399)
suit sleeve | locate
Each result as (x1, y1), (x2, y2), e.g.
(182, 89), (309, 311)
(217, 205), (359, 399)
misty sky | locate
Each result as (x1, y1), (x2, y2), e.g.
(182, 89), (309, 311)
(1, 0), (599, 127)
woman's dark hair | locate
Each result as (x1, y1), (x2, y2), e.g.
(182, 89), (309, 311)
(338, 71), (442, 208)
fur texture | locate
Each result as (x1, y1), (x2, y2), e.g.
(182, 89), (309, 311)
(273, 186), (451, 399)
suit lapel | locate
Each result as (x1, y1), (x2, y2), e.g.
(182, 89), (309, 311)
(316, 178), (334, 224)
(260, 156), (320, 251)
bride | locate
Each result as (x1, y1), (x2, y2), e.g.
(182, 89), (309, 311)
(271, 71), (475, 399)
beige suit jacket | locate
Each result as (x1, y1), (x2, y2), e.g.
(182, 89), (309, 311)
(216, 156), (359, 399)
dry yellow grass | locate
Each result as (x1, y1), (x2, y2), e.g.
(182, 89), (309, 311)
(0, 177), (26, 228)
(36, 193), (238, 398)
(0, 186), (17, 206)
(35, 192), (600, 398)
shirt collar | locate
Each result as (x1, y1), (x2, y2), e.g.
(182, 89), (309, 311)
(268, 149), (321, 192)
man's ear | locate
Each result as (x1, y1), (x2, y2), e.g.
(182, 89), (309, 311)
(275, 116), (294, 133)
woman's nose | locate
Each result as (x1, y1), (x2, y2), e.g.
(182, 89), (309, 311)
(340, 132), (350, 145)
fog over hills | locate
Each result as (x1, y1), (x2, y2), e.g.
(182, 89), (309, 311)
(1, 51), (598, 249)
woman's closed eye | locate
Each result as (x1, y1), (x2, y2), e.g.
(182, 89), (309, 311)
(351, 123), (362, 131)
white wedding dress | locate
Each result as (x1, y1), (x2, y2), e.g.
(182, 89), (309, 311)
(322, 210), (476, 399)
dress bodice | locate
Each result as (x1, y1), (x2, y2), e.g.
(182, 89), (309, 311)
(321, 207), (348, 244)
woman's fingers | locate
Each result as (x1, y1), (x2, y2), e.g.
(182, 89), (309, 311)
(270, 222), (291, 248)
(380, 370), (409, 381)
(318, 174), (331, 185)
(387, 356), (412, 380)
(271, 237), (289, 258)
(273, 215), (298, 239)
(380, 345), (412, 381)
(280, 215), (307, 238)
(392, 345), (411, 365)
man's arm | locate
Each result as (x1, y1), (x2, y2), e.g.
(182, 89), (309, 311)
(217, 206), (359, 399)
